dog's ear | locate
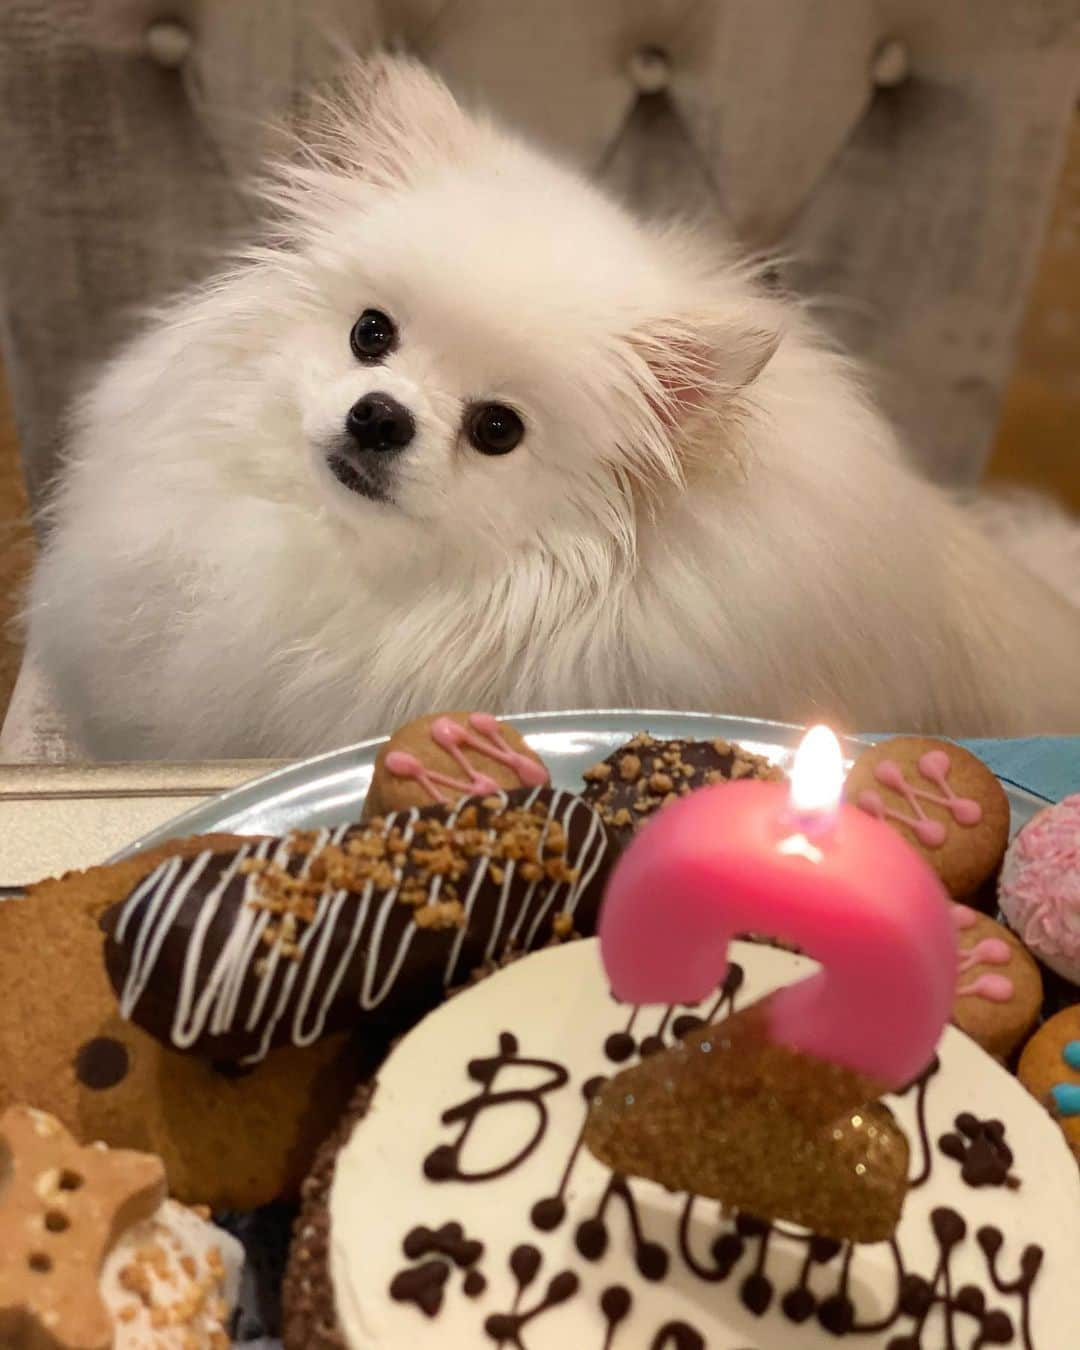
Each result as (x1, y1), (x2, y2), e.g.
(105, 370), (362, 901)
(631, 312), (780, 429)
(301, 54), (474, 191)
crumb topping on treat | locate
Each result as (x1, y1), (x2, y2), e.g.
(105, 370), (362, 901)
(103, 1199), (238, 1348)
(103, 787), (616, 1063)
(113, 1234), (231, 1344)
(582, 732), (783, 837)
(243, 800), (581, 961)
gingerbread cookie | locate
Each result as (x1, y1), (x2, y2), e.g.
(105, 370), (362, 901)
(364, 711), (548, 817)
(845, 737), (1009, 899)
(0, 840), (360, 1210)
(999, 793), (1080, 986)
(102, 788), (614, 1063)
(1018, 1005), (1080, 1162)
(0, 1104), (242, 1349)
(580, 732), (783, 849)
(949, 904), (1042, 1061)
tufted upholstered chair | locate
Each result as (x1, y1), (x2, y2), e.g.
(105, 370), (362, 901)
(1, 0), (1078, 759)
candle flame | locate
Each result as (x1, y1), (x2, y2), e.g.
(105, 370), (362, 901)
(790, 724), (844, 817)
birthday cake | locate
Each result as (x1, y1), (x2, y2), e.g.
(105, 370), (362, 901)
(282, 938), (1080, 1349)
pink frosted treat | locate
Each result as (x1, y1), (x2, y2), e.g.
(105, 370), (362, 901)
(364, 710), (549, 817)
(999, 793), (1080, 985)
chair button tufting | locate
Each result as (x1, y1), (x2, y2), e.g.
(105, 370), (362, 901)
(627, 45), (671, 94)
(871, 37), (909, 88)
(145, 19), (193, 69)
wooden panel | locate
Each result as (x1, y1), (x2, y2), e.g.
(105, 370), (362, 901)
(989, 105), (1080, 512)
(0, 364), (32, 726)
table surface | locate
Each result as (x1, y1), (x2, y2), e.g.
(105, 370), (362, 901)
(0, 761), (286, 889)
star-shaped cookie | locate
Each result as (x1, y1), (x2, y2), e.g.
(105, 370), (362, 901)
(0, 1104), (165, 1350)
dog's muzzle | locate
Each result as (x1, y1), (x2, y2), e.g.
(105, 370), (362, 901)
(345, 392), (415, 452)
(328, 392), (415, 503)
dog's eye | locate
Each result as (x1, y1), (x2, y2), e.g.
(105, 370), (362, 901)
(466, 403), (525, 456)
(350, 309), (397, 363)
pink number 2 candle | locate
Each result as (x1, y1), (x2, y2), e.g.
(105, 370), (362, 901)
(597, 726), (957, 1087)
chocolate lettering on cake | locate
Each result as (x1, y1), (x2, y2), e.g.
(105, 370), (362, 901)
(602, 1010), (639, 1065)
(650, 1324), (705, 1350)
(101, 788), (615, 1062)
(530, 1076), (606, 1233)
(530, 967), (746, 1240)
(978, 1226), (1043, 1350)
(599, 1285), (631, 1349)
(381, 972), (1047, 1346)
(898, 1054), (940, 1190)
(894, 1209), (1015, 1347)
(938, 1114), (1019, 1189)
(424, 1033), (569, 1183)
(483, 1245), (579, 1346)
(575, 1174), (668, 1280)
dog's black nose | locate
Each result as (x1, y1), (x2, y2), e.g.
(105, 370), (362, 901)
(345, 392), (415, 452)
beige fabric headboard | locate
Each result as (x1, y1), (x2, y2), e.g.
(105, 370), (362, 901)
(1, 0), (1078, 508)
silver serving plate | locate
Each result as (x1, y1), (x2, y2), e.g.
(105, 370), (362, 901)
(113, 712), (1047, 859)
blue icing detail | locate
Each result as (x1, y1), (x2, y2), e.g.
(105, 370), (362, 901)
(1063, 1040), (1080, 1071)
(1050, 1083), (1080, 1118)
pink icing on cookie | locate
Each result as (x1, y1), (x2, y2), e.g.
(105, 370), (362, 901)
(998, 793), (1080, 984)
(955, 972), (1014, 1003)
(950, 906), (1015, 1002)
(385, 714), (549, 804)
(856, 749), (982, 848)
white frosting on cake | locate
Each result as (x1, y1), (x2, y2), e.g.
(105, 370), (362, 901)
(101, 1198), (242, 1347)
(328, 940), (1080, 1348)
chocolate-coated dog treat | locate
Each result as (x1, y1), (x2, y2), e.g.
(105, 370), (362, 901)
(103, 788), (614, 1063)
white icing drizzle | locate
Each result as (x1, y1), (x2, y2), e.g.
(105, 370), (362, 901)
(443, 814), (501, 985)
(172, 845), (270, 1049)
(118, 853), (209, 1019)
(523, 792), (604, 951)
(484, 787), (548, 963)
(358, 807), (422, 1009)
(110, 790), (611, 1058)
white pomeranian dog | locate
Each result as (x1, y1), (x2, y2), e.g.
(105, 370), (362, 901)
(26, 56), (1080, 759)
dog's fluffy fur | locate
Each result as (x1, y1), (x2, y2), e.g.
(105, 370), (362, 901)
(26, 57), (1080, 758)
